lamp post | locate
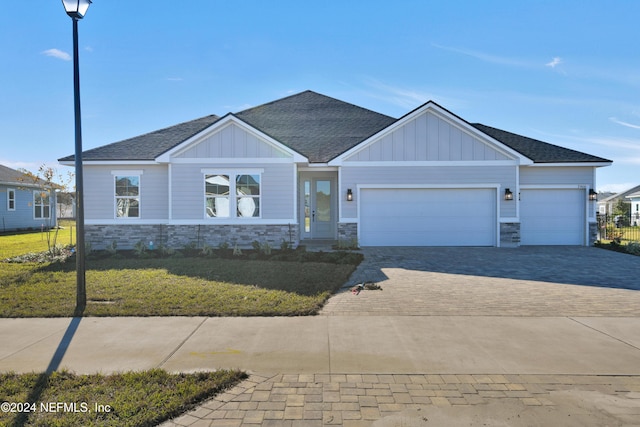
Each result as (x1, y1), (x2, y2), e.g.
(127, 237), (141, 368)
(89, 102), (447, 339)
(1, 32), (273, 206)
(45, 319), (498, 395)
(62, 0), (91, 312)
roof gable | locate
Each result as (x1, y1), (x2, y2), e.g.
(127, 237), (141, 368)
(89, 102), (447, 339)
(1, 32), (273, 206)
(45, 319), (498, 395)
(332, 101), (530, 165)
(158, 116), (305, 162)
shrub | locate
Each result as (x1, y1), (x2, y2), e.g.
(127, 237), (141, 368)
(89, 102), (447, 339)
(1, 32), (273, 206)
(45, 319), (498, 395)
(627, 241), (640, 256)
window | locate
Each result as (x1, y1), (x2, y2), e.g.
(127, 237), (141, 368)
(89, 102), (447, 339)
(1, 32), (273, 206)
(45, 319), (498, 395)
(205, 174), (230, 217)
(236, 174), (260, 218)
(115, 176), (140, 218)
(204, 171), (261, 218)
(7, 189), (15, 211)
(33, 191), (50, 219)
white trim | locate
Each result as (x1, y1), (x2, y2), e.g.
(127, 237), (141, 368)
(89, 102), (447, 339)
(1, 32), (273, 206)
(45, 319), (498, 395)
(7, 188), (15, 211)
(329, 102), (533, 166)
(111, 169), (144, 175)
(200, 168), (264, 175)
(168, 164), (173, 220)
(297, 165), (338, 171)
(519, 185), (589, 246)
(113, 174), (142, 220)
(156, 115), (308, 163)
(356, 184), (501, 247)
(340, 160), (518, 167)
(32, 189), (51, 220)
(202, 170), (263, 219)
(59, 161), (157, 166)
(527, 162), (612, 167)
(172, 157), (293, 164)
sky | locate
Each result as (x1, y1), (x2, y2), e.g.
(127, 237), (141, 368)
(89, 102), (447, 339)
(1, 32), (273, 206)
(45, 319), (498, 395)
(1, 0), (640, 192)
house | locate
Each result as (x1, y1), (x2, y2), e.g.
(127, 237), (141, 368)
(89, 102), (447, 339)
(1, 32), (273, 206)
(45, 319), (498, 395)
(627, 192), (640, 226)
(58, 90), (611, 248)
(597, 185), (640, 216)
(0, 164), (57, 232)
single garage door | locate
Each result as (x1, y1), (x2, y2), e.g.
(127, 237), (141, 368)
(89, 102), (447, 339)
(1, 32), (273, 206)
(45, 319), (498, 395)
(359, 188), (496, 246)
(520, 189), (585, 245)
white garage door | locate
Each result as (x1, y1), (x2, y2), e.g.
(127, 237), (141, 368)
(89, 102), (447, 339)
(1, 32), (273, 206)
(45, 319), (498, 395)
(520, 189), (585, 245)
(359, 188), (496, 246)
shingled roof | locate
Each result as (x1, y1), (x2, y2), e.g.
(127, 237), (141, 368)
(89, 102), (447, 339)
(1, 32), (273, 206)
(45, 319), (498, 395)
(58, 90), (611, 165)
(472, 123), (610, 163)
(58, 114), (221, 162)
(0, 164), (50, 187)
(235, 90), (397, 163)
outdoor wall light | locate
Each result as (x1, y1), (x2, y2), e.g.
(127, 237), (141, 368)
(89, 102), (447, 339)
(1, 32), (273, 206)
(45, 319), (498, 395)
(62, 0), (92, 19)
(504, 188), (513, 201)
(347, 188), (353, 201)
(589, 189), (597, 201)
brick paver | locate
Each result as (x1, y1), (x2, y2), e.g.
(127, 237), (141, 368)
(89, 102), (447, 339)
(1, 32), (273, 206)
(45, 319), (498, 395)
(321, 247), (640, 316)
(161, 373), (640, 426)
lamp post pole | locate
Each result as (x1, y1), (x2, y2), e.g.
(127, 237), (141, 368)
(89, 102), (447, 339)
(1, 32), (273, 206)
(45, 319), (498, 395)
(62, 0), (91, 312)
(71, 15), (86, 312)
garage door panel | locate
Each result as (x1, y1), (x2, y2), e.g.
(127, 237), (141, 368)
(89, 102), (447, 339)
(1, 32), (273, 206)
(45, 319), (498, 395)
(360, 188), (496, 247)
(520, 189), (584, 245)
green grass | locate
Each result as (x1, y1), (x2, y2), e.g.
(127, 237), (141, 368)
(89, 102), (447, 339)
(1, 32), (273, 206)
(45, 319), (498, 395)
(0, 256), (356, 317)
(0, 369), (246, 427)
(0, 225), (76, 259)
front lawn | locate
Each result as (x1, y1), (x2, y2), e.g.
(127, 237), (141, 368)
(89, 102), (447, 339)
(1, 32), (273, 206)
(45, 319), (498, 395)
(0, 253), (360, 317)
(0, 369), (245, 427)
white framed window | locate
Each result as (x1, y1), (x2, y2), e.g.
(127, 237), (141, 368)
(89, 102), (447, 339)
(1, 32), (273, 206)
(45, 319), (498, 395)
(7, 188), (15, 211)
(204, 170), (261, 218)
(115, 175), (140, 218)
(33, 190), (50, 219)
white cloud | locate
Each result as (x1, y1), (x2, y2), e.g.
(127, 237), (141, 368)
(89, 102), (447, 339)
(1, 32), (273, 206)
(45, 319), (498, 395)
(546, 57), (562, 68)
(609, 117), (640, 130)
(42, 48), (71, 61)
(430, 43), (529, 67)
(598, 182), (638, 193)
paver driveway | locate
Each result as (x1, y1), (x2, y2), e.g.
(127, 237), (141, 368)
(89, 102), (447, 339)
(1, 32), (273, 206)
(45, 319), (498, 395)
(321, 246), (640, 317)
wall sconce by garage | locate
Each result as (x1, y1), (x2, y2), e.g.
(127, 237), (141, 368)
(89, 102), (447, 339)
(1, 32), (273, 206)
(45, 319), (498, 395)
(589, 189), (597, 201)
(504, 188), (513, 201)
(346, 188), (353, 201)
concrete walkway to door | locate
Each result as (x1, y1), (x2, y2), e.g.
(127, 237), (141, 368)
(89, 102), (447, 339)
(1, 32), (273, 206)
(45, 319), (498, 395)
(321, 246), (640, 317)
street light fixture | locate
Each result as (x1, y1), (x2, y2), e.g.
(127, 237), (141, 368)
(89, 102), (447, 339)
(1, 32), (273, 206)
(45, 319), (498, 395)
(61, 0), (91, 312)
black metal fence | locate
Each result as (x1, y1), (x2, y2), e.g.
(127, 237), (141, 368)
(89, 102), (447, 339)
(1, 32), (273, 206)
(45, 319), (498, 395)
(597, 213), (640, 242)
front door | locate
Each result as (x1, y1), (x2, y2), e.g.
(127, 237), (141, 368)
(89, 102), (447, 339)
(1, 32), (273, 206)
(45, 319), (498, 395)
(301, 177), (335, 239)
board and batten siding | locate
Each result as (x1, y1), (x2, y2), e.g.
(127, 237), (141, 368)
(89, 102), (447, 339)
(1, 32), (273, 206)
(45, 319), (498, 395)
(340, 165), (517, 219)
(345, 112), (512, 162)
(171, 162), (295, 221)
(84, 165), (168, 220)
(175, 123), (290, 159)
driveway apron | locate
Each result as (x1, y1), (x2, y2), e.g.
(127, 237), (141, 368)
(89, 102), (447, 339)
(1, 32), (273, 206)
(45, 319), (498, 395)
(321, 246), (640, 317)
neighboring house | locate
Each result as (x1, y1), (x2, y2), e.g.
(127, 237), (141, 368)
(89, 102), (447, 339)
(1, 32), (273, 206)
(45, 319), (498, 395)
(597, 185), (640, 215)
(627, 192), (640, 226)
(58, 90), (611, 248)
(0, 164), (57, 232)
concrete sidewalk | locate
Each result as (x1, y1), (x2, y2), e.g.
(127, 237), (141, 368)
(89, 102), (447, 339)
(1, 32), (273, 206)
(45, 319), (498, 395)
(1, 316), (640, 375)
(1, 315), (640, 426)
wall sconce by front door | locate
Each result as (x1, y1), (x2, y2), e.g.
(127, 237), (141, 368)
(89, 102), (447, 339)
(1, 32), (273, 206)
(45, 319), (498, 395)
(346, 188), (353, 201)
(589, 189), (597, 201)
(504, 188), (513, 201)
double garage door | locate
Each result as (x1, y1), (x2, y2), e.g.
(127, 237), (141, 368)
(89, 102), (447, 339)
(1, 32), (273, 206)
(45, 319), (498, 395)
(359, 188), (496, 246)
(359, 187), (586, 246)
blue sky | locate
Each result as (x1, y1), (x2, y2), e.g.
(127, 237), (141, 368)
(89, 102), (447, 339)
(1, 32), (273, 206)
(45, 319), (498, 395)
(2, 0), (639, 192)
